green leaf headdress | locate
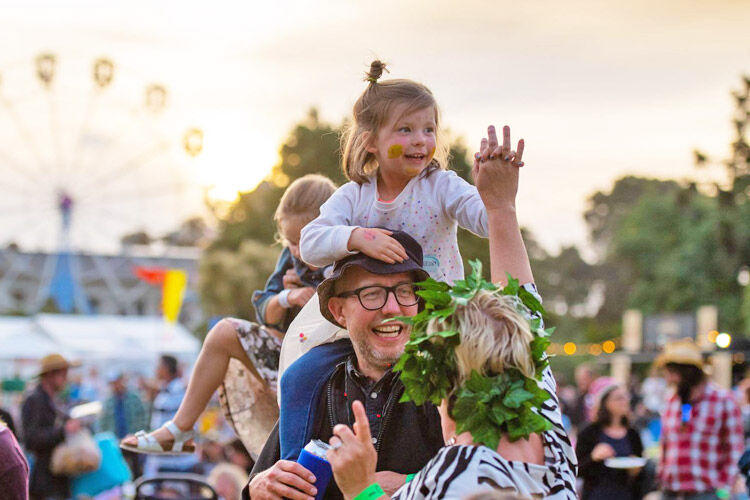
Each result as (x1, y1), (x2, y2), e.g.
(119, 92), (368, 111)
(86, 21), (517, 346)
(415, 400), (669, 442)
(392, 260), (554, 448)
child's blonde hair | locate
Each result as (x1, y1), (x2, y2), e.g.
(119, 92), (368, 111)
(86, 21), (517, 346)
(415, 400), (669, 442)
(341, 60), (450, 184)
(274, 174), (336, 235)
(427, 290), (536, 396)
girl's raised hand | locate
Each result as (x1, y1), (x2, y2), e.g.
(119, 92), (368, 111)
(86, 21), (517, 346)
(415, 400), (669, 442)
(348, 227), (408, 264)
(472, 125), (525, 212)
(327, 400), (379, 499)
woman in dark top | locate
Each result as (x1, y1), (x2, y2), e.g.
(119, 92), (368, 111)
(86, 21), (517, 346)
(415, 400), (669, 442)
(575, 381), (644, 500)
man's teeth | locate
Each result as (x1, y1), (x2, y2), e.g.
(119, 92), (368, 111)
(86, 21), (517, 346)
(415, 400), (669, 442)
(373, 325), (402, 337)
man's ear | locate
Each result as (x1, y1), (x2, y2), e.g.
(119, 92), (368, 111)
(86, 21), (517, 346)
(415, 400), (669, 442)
(363, 131), (377, 154)
(328, 297), (348, 328)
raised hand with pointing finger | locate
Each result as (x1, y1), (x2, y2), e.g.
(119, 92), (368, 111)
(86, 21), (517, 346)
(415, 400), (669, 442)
(327, 400), (382, 499)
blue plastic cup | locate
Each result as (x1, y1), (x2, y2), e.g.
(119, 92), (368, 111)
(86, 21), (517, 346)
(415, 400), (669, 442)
(296, 439), (333, 500)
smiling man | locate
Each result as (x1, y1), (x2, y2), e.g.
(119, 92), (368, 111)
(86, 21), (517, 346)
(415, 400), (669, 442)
(245, 230), (444, 500)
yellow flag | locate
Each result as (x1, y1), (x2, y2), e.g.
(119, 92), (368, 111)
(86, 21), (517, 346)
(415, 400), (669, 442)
(163, 269), (187, 324)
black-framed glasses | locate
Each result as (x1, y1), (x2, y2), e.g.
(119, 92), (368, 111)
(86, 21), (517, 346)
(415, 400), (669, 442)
(336, 283), (419, 310)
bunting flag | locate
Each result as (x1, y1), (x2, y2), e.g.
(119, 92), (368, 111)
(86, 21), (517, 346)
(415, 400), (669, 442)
(133, 266), (187, 323)
(162, 269), (188, 324)
(133, 266), (167, 285)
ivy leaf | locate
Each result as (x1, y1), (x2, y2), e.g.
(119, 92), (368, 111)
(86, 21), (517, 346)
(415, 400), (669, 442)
(530, 337), (551, 361)
(416, 278), (450, 292)
(489, 403), (515, 427)
(464, 371), (493, 394)
(503, 386), (534, 409)
(518, 287), (545, 315)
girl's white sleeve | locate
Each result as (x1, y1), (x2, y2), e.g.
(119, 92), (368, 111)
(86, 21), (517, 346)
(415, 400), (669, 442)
(299, 183), (360, 267)
(439, 171), (488, 237)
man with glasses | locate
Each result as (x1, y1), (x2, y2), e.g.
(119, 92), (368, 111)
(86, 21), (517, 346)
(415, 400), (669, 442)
(245, 230), (445, 500)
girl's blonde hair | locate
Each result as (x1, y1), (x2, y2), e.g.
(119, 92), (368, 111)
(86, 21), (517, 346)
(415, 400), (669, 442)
(341, 60), (450, 184)
(427, 290), (535, 398)
(274, 174), (336, 231)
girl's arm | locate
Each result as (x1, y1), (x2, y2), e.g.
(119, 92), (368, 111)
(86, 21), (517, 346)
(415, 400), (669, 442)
(473, 125), (533, 285)
(299, 183), (360, 268)
(439, 170), (488, 238)
(300, 183), (408, 266)
(252, 248), (294, 327)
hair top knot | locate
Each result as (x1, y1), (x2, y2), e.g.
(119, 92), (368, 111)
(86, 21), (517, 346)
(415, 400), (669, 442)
(365, 60), (387, 84)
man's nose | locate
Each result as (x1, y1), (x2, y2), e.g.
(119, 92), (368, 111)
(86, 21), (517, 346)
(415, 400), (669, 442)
(381, 290), (401, 314)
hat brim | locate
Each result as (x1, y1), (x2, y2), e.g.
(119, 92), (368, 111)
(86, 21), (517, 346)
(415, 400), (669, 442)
(318, 259), (429, 328)
(37, 360), (81, 377)
(654, 353), (704, 370)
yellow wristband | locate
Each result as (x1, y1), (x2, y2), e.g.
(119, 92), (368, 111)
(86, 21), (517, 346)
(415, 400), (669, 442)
(353, 483), (385, 500)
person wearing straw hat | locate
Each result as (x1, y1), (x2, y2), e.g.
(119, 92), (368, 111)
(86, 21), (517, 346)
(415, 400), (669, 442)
(21, 353), (81, 500)
(656, 338), (743, 500)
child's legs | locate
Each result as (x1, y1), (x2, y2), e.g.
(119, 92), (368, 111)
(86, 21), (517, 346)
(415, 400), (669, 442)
(172, 319), (257, 431)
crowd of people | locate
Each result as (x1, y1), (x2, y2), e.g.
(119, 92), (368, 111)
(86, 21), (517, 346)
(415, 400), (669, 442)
(1, 60), (749, 500)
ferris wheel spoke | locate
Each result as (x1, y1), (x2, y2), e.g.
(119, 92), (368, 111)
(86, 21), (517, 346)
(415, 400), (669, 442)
(65, 90), (102, 182)
(79, 180), (187, 206)
(47, 90), (67, 187)
(0, 200), (55, 215)
(74, 140), (171, 195)
(0, 206), (57, 245)
(0, 96), (49, 180)
(0, 149), (46, 187)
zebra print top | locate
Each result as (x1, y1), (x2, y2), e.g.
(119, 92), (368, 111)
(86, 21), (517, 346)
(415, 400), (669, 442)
(392, 367), (578, 499)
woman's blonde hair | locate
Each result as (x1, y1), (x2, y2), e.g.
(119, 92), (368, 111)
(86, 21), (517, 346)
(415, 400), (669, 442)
(341, 60), (450, 184)
(427, 290), (535, 397)
(274, 174), (336, 235)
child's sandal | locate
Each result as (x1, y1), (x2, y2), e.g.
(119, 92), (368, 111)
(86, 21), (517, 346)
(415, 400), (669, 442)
(119, 420), (196, 455)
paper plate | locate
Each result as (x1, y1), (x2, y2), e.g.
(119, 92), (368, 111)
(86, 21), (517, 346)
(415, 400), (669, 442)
(604, 456), (647, 469)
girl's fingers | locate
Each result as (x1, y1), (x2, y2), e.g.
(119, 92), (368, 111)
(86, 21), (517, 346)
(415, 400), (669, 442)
(393, 243), (407, 259)
(490, 146), (503, 160)
(502, 125), (511, 153)
(351, 401), (372, 445)
(515, 139), (524, 163)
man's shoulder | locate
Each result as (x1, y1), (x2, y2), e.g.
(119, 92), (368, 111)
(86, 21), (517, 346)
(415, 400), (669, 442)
(22, 386), (45, 406)
(706, 383), (739, 406)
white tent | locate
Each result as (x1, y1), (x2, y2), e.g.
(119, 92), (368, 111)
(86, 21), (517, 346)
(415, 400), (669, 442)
(34, 314), (201, 362)
(0, 316), (62, 360)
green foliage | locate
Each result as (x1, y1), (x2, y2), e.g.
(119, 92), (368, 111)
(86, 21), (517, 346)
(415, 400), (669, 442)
(394, 260), (553, 446)
(198, 240), (279, 320)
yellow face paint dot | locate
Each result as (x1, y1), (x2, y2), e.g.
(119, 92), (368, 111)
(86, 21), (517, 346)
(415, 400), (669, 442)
(427, 147), (436, 162)
(387, 144), (403, 159)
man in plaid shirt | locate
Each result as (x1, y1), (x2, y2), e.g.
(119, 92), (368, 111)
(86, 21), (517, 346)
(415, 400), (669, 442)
(657, 339), (744, 499)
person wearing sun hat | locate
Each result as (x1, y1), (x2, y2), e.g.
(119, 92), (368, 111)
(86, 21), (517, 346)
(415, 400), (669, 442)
(657, 338), (744, 500)
(21, 353), (81, 500)
(245, 229), (444, 499)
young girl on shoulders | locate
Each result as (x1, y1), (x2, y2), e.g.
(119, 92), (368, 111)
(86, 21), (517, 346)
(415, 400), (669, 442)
(300, 60), (494, 284)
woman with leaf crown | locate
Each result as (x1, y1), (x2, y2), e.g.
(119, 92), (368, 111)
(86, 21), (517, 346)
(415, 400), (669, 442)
(324, 126), (578, 499)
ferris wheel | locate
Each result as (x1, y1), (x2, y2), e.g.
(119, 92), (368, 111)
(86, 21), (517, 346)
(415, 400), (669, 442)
(0, 53), (205, 314)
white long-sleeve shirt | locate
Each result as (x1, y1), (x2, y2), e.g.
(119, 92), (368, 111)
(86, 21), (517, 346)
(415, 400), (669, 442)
(300, 168), (488, 284)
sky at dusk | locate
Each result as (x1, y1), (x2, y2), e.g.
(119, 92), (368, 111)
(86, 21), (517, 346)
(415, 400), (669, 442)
(1, 0), (749, 254)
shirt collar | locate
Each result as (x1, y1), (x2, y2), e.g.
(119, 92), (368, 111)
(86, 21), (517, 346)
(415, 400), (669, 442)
(345, 355), (396, 392)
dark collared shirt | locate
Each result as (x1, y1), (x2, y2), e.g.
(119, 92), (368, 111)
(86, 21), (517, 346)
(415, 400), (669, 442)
(342, 357), (398, 444)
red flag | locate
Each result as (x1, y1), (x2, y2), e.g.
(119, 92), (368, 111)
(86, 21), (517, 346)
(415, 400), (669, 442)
(133, 266), (167, 285)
